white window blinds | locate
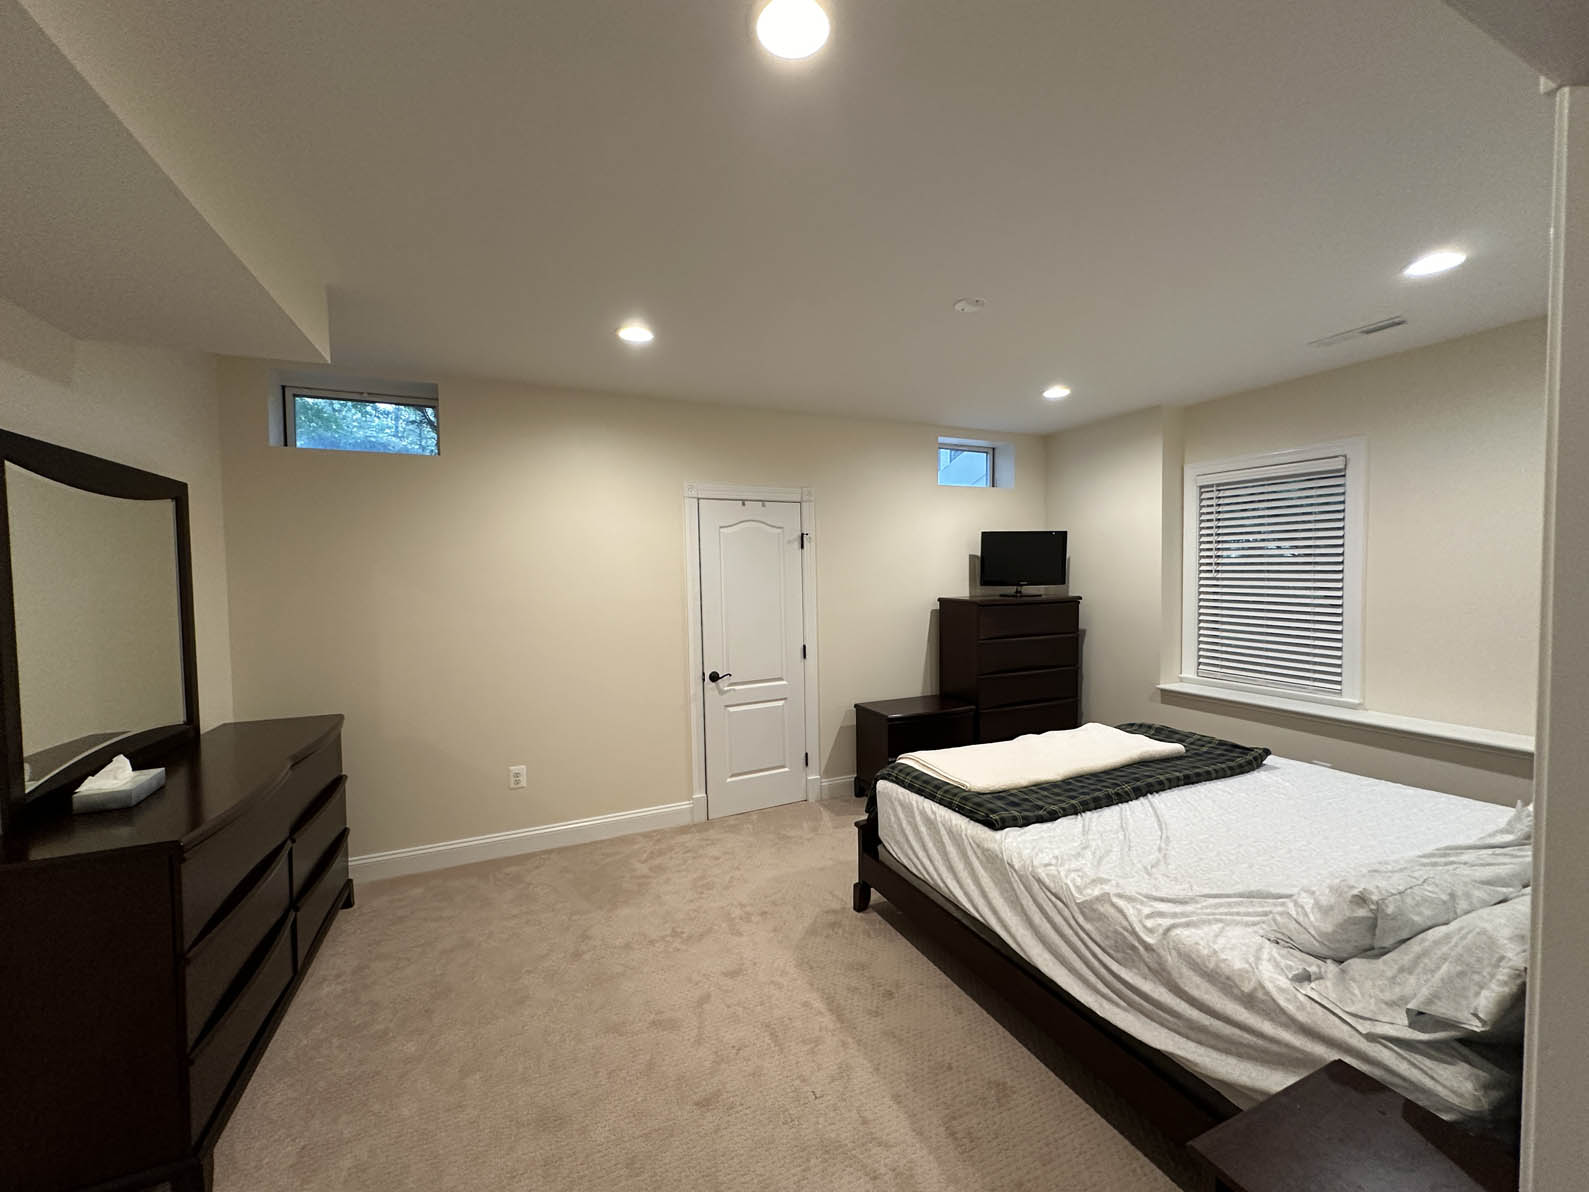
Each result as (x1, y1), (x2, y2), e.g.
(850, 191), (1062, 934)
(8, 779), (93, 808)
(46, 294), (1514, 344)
(1193, 455), (1349, 696)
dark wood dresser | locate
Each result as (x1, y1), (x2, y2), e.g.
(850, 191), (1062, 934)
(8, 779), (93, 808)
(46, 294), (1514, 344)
(0, 715), (351, 1192)
(938, 596), (1082, 741)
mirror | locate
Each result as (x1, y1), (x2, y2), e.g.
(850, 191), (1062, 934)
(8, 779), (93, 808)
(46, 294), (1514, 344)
(5, 462), (187, 797)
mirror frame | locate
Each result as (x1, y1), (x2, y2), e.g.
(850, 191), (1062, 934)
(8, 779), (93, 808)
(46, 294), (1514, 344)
(0, 428), (199, 836)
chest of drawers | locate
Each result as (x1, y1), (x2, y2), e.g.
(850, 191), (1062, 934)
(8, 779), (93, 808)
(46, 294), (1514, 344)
(938, 596), (1082, 742)
(0, 715), (352, 1192)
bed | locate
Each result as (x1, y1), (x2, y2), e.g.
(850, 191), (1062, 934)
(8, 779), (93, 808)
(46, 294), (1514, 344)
(852, 746), (1525, 1143)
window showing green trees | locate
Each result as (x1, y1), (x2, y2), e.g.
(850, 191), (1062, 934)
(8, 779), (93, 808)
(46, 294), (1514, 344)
(291, 393), (439, 455)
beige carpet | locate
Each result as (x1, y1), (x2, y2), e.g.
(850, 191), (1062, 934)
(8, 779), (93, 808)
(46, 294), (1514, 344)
(215, 799), (1205, 1191)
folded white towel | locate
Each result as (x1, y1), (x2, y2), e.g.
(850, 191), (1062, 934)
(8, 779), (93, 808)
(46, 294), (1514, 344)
(897, 722), (1185, 793)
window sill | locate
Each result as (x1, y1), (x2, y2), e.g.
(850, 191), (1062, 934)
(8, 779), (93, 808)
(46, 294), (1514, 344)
(1155, 682), (1535, 758)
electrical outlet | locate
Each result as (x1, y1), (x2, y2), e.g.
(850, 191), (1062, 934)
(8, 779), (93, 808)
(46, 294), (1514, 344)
(508, 765), (527, 789)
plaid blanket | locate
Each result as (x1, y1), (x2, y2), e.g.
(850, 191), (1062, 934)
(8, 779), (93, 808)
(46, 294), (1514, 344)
(869, 722), (1271, 830)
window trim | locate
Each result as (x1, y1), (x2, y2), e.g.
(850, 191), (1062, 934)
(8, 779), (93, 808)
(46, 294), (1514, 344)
(1180, 438), (1367, 708)
(281, 385), (440, 455)
(1155, 682), (1533, 757)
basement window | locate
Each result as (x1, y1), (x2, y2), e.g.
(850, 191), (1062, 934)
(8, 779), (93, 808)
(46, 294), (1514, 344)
(938, 436), (1013, 488)
(938, 444), (992, 487)
(282, 387), (439, 456)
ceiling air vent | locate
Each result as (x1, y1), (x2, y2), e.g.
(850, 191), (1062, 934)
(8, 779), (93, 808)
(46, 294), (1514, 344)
(1308, 315), (1408, 348)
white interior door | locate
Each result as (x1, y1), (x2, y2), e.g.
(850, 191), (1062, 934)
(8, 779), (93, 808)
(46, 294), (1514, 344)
(699, 498), (806, 818)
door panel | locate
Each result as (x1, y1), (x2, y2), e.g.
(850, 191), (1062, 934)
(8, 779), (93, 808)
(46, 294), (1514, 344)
(725, 699), (789, 777)
(720, 520), (787, 685)
(700, 499), (805, 817)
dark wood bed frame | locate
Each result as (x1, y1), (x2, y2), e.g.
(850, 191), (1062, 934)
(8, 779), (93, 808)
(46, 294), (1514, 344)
(853, 802), (1524, 1191)
(852, 809), (1240, 1144)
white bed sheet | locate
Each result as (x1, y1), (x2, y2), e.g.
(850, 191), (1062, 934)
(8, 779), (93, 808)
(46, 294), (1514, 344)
(876, 756), (1522, 1121)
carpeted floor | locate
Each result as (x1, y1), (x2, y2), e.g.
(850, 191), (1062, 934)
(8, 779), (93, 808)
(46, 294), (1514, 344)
(214, 799), (1206, 1191)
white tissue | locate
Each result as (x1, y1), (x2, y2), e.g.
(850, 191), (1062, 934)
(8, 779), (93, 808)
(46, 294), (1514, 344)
(71, 759), (165, 814)
(77, 754), (137, 793)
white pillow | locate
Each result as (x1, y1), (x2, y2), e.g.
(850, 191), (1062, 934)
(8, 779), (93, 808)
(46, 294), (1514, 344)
(1264, 804), (1532, 962)
(1295, 890), (1531, 1043)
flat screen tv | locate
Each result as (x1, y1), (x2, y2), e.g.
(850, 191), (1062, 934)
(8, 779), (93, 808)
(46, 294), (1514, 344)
(979, 530), (1067, 594)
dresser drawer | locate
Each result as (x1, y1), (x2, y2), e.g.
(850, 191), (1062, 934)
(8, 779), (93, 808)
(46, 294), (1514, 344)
(976, 600), (1078, 639)
(291, 777), (347, 897)
(976, 668), (1078, 710)
(188, 921), (293, 1141)
(295, 833), (349, 969)
(979, 699), (1080, 742)
(180, 739), (341, 945)
(185, 845), (290, 1049)
(886, 710), (975, 757)
(977, 633), (1078, 674)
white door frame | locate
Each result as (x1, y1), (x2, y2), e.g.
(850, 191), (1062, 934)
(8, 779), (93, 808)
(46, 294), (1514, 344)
(684, 483), (820, 820)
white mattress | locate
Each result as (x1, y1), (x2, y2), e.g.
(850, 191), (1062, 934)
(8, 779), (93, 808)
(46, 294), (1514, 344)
(876, 756), (1522, 1121)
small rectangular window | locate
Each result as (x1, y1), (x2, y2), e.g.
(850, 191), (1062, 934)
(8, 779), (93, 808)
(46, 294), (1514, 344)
(283, 388), (439, 456)
(938, 445), (992, 487)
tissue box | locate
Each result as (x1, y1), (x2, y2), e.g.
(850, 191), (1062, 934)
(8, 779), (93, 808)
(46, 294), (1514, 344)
(72, 768), (166, 814)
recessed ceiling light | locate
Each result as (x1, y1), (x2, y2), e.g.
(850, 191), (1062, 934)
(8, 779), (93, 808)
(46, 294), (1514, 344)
(755, 0), (830, 60)
(1042, 385), (1071, 400)
(616, 321), (654, 345)
(1402, 249), (1467, 279)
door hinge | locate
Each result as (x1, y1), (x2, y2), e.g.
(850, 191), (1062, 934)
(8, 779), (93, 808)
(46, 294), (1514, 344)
(801, 643), (807, 659)
(799, 532), (807, 549)
(805, 752), (809, 767)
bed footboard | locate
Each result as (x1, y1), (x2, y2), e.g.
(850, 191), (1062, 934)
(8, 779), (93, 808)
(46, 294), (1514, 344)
(851, 810), (1237, 1145)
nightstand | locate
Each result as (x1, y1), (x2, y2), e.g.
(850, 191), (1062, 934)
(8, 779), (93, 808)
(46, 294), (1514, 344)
(853, 696), (975, 797)
(1188, 1061), (1517, 1192)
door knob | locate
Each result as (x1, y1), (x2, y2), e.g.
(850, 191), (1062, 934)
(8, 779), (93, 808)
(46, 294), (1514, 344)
(708, 671), (732, 683)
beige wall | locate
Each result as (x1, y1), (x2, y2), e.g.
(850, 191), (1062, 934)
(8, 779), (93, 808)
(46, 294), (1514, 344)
(1182, 319), (1547, 733)
(217, 357), (1047, 856)
(1047, 319), (1547, 805)
(0, 297), (234, 729)
(1047, 405), (1171, 730)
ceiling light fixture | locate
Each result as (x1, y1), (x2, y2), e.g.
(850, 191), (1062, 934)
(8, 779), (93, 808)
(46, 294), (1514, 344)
(1402, 249), (1467, 279)
(616, 321), (655, 345)
(1042, 385), (1071, 400)
(952, 297), (987, 314)
(755, 0), (831, 60)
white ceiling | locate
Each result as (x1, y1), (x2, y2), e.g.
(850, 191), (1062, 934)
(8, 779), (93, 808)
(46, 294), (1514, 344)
(10, 0), (1555, 433)
(0, 2), (327, 361)
(1444, 0), (1589, 87)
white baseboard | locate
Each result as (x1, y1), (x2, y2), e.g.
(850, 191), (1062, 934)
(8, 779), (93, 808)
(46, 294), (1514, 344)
(350, 800), (696, 883)
(691, 792), (707, 823)
(819, 773), (858, 800)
